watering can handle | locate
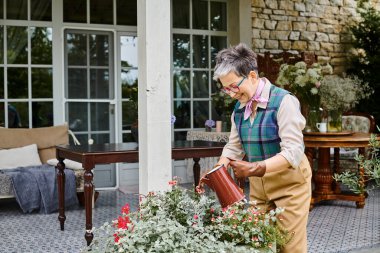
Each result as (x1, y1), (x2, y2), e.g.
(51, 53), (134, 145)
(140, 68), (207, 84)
(197, 176), (213, 191)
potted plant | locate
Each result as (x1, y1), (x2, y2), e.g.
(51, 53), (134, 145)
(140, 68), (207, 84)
(83, 178), (289, 253)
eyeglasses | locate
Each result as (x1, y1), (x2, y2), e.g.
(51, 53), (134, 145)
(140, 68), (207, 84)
(218, 77), (246, 94)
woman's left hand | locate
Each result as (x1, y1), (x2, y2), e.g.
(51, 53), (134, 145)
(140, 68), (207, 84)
(230, 160), (266, 178)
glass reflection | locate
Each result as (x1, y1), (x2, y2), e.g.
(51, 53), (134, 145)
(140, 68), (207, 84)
(121, 69), (138, 99)
(122, 101), (138, 131)
(90, 69), (110, 99)
(172, 0), (189, 28)
(32, 102), (53, 127)
(193, 100), (209, 128)
(31, 0), (52, 21)
(63, 0), (86, 23)
(0, 68), (3, 98)
(91, 134), (110, 144)
(193, 0), (208, 30)
(173, 34), (190, 68)
(90, 0), (113, 24)
(210, 1), (227, 31)
(10, 102), (28, 128)
(174, 101), (190, 128)
(91, 102), (109, 131)
(0, 2), (3, 19)
(90, 34), (109, 66)
(68, 102), (88, 131)
(193, 71), (208, 98)
(66, 33), (87, 66)
(0, 26), (3, 64)
(8, 67), (28, 98)
(7, 26), (28, 64)
(120, 36), (138, 68)
(211, 36), (227, 67)
(6, 0), (27, 20)
(193, 35), (208, 68)
(117, 0), (137, 26)
(0, 103), (4, 127)
(32, 68), (53, 98)
(67, 68), (87, 98)
(31, 27), (52, 64)
(173, 70), (190, 99)
(174, 131), (187, 141)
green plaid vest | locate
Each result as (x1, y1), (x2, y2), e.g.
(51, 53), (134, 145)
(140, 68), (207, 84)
(233, 84), (289, 162)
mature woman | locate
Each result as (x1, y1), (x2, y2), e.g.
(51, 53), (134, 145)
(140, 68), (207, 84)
(213, 43), (312, 253)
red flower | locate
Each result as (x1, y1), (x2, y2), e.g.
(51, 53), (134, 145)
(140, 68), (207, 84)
(168, 180), (177, 186)
(113, 233), (120, 243)
(121, 203), (130, 214)
(117, 216), (129, 229)
(193, 214), (198, 220)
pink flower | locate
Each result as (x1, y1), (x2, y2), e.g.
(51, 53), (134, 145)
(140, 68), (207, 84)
(211, 217), (215, 222)
(315, 81), (321, 88)
(252, 236), (259, 241)
(168, 180), (177, 186)
(209, 208), (214, 213)
(193, 214), (198, 220)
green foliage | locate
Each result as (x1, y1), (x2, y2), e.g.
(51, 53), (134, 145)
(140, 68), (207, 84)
(84, 178), (287, 253)
(211, 91), (236, 120)
(334, 128), (380, 194)
(347, 1), (380, 123)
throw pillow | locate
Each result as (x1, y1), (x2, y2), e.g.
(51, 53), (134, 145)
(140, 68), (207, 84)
(0, 144), (42, 169)
(47, 158), (83, 170)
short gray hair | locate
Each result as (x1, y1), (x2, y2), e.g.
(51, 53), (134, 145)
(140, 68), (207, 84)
(213, 43), (258, 82)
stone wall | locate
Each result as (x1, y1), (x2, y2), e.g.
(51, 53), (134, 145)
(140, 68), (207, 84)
(251, 0), (380, 74)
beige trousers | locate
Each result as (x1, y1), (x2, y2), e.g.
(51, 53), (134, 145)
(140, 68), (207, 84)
(249, 154), (312, 253)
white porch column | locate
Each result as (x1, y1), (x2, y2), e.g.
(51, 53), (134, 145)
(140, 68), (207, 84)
(137, 0), (172, 194)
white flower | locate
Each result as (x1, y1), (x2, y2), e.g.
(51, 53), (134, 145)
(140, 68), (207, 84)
(295, 61), (307, 69)
(310, 87), (318, 95)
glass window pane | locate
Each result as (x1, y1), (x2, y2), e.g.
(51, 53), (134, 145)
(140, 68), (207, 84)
(121, 69), (138, 99)
(90, 69), (109, 99)
(90, 0), (113, 25)
(90, 34), (109, 66)
(66, 33), (87, 66)
(73, 134), (88, 145)
(174, 131), (187, 141)
(173, 70), (190, 99)
(68, 102), (88, 131)
(193, 35), (208, 68)
(117, 0), (137, 26)
(193, 0), (208, 30)
(91, 133), (109, 144)
(67, 68), (87, 98)
(32, 68), (52, 98)
(172, 0), (189, 28)
(63, 0), (86, 23)
(91, 102), (109, 131)
(211, 36), (227, 68)
(7, 26), (28, 64)
(193, 100), (208, 128)
(9, 102), (27, 128)
(31, 0), (52, 21)
(31, 27), (52, 64)
(6, 0), (27, 20)
(8, 67), (28, 98)
(0, 103), (4, 127)
(122, 133), (135, 143)
(0, 0), (3, 19)
(193, 71), (208, 98)
(120, 36), (138, 68)
(122, 101), (138, 131)
(0, 68), (3, 98)
(32, 101), (53, 127)
(173, 34), (190, 68)
(210, 1), (226, 31)
(174, 100), (190, 128)
(0, 26), (3, 63)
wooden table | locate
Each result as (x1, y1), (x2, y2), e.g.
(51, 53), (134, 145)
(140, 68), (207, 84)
(55, 140), (225, 246)
(303, 132), (377, 209)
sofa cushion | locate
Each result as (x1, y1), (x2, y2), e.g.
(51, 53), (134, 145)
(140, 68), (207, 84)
(0, 144), (42, 169)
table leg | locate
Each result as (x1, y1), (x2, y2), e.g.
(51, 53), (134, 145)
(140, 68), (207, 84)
(84, 168), (94, 246)
(314, 147), (334, 195)
(193, 157), (200, 187)
(333, 148), (341, 194)
(57, 158), (66, 231)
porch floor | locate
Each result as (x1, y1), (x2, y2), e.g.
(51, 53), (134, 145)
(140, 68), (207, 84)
(0, 187), (379, 253)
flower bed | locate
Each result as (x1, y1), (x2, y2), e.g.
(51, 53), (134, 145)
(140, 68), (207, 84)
(83, 178), (288, 253)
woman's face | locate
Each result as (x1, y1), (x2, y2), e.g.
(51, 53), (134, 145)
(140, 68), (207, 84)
(218, 71), (257, 104)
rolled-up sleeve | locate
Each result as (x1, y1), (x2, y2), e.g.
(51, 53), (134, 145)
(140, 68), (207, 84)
(221, 113), (245, 160)
(277, 94), (306, 168)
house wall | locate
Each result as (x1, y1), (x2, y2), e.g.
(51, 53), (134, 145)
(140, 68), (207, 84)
(250, 0), (380, 74)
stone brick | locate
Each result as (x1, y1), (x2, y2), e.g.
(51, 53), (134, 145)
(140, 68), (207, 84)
(270, 15), (289, 21)
(252, 18), (265, 28)
(258, 14), (269, 19)
(263, 9), (273, 14)
(252, 0), (266, 8)
(318, 0), (330, 5)
(307, 23), (318, 32)
(295, 2), (306, 11)
(252, 39), (265, 49)
(344, 0), (357, 8)
(340, 33), (352, 43)
(273, 10), (286, 15)
(318, 23), (334, 33)
(333, 65), (347, 74)
(265, 20), (277, 30)
(265, 40), (279, 49)
(276, 21), (292, 30)
(329, 34), (340, 43)
(265, 0), (278, 9)
(252, 29), (261, 39)
(331, 0), (343, 6)
(301, 31), (316, 41)
(315, 32), (329, 42)
(279, 1), (294, 10)
(330, 57), (346, 65)
(293, 21), (307, 31)
(333, 43), (346, 53)
(317, 56), (331, 64)
(286, 10), (299, 16)
(320, 42), (334, 52)
(280, 40), (292, 50)
(308, 41), (320, 51)
(252, 7), (263, 13)
(323, 18), (339, 25)
(260, 30), (270, 39)
(340, 7), (356, 16)
(308, 17), (321, 23)
(296, 17), (307, 22)
(270, 31), (290, 40)
(289, 31), (300, 40)
(292, 41), (308, 51)
(325, 6), (340, 16)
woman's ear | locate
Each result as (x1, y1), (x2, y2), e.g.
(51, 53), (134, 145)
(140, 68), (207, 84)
(248, 70), (258, 80)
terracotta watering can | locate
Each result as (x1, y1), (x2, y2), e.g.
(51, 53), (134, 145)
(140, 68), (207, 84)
(197, 164), (245, 208)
